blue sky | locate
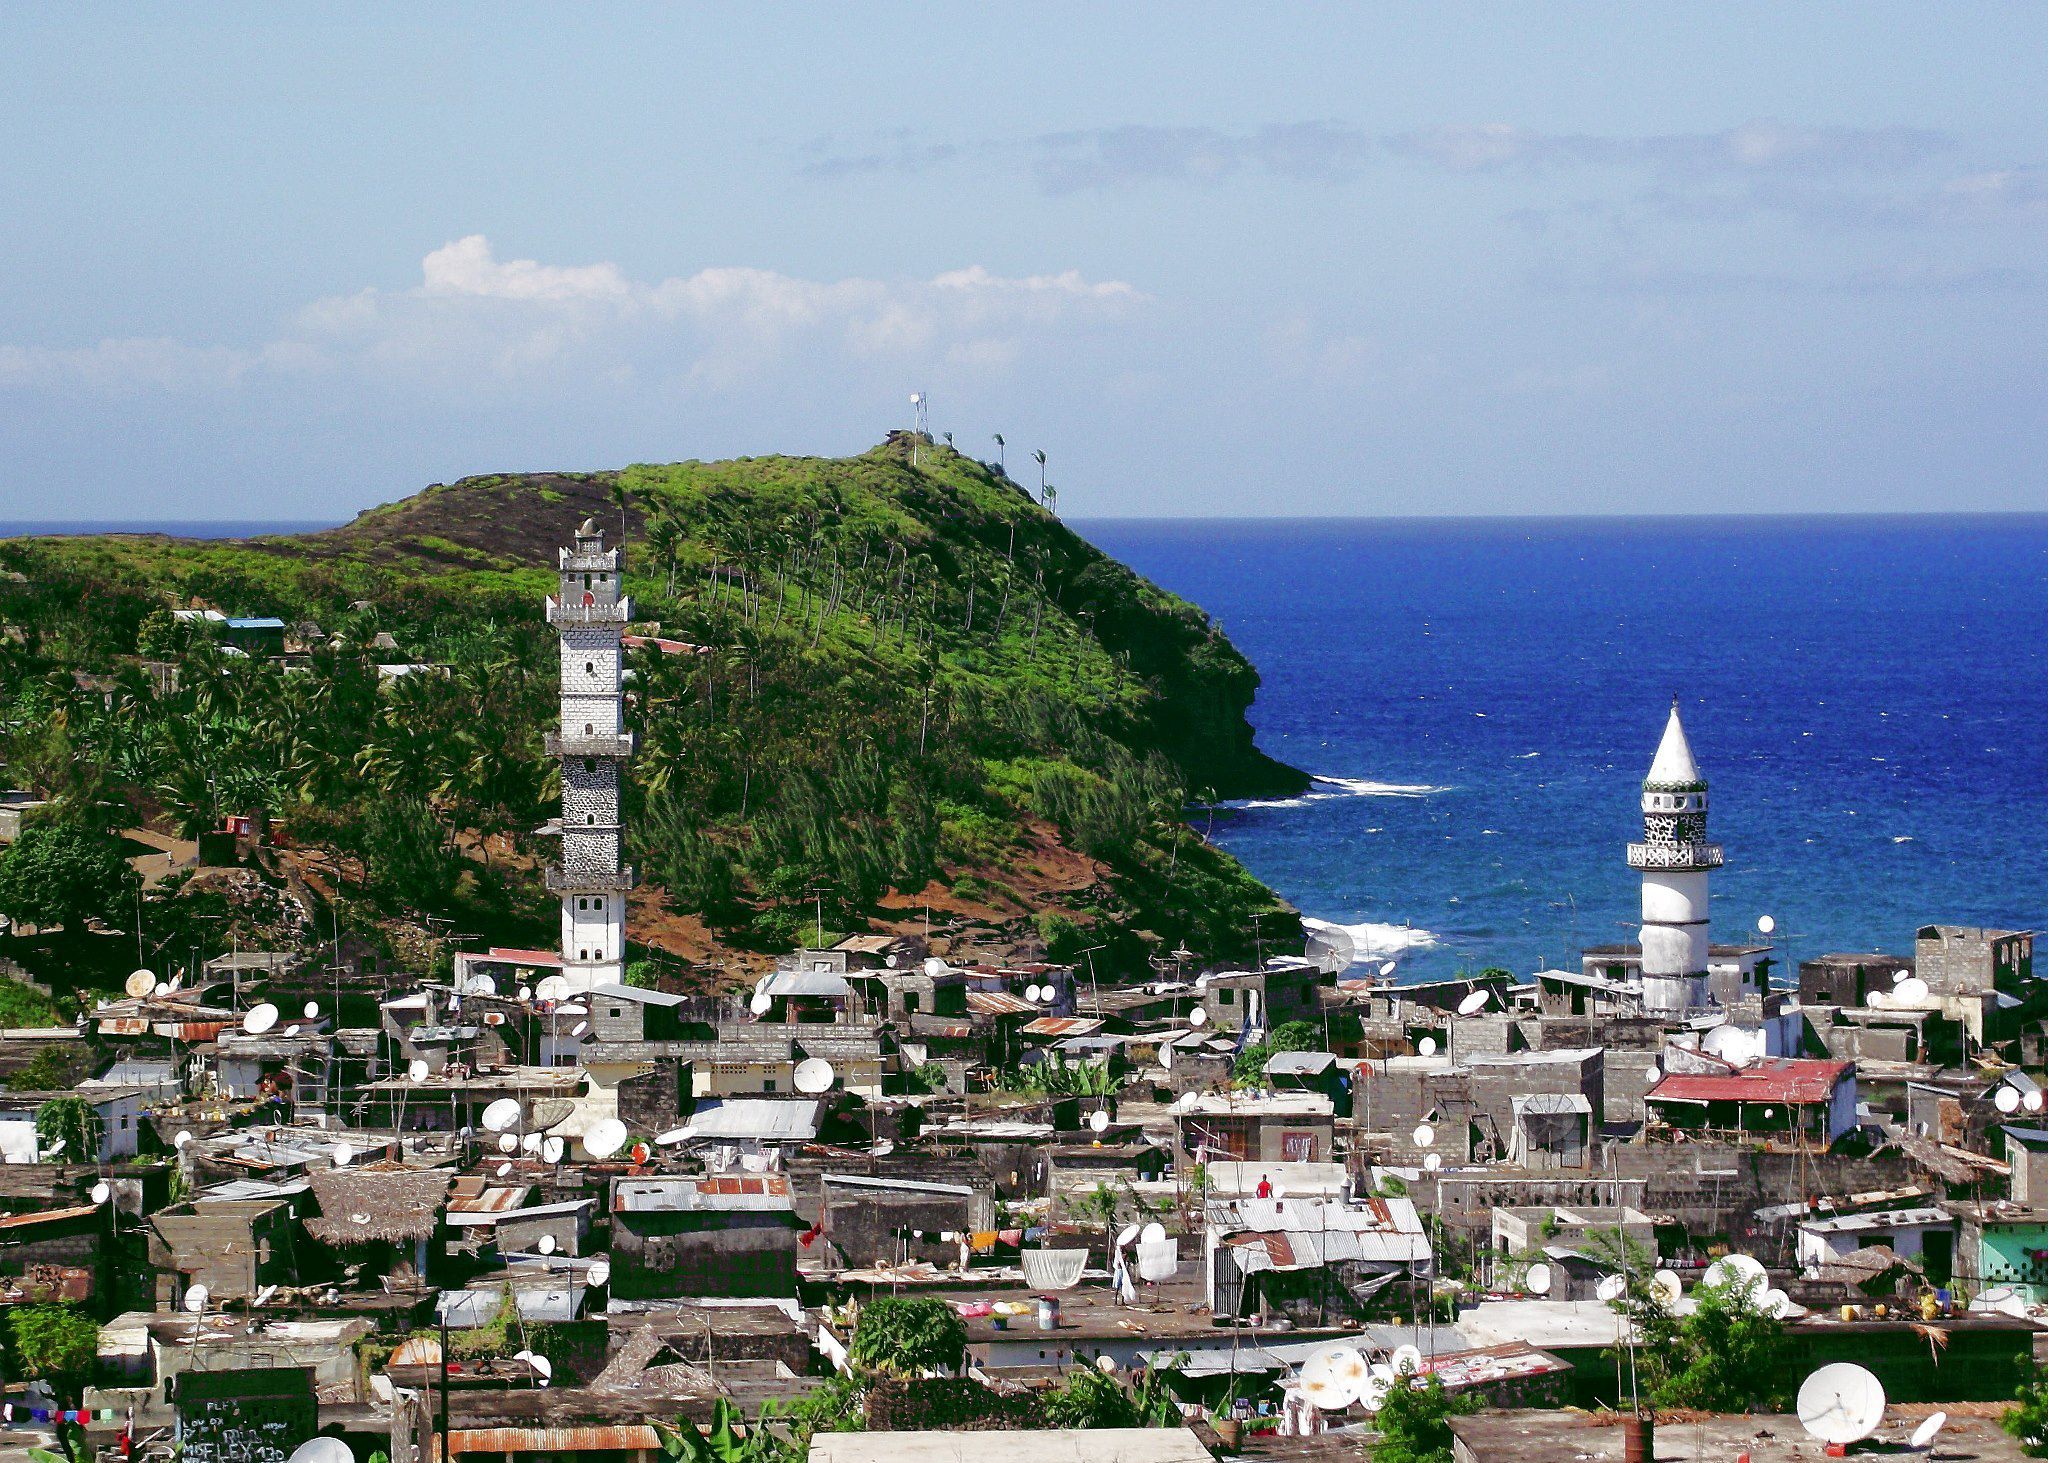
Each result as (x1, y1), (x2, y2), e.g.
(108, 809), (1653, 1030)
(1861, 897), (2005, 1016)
(2, 4), (2045, 519)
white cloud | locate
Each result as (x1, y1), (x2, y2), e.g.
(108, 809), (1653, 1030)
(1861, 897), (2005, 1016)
(1, 237), (1144, 394)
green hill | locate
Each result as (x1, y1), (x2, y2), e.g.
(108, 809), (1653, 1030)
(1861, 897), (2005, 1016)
(0, 436), (1306, 983)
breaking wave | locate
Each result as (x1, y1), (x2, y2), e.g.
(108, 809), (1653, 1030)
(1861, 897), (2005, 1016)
(1223, 775), (1450, 811)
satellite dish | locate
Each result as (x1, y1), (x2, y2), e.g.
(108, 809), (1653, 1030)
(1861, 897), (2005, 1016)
(1418, 1036), (1437, 1057)
(924, 957), (948, 977)
(90, 1181), (110, 1205)
(584, 1117), (629, 1159)
(750, 992), (773, 1015)
(243, 1002), (279, 1035)
(184, 1283), (210, 1314)
(1299, 1346), (1361, 1411)
(517, 985), (532, 1002)
(542, 1136), (566, 1164)
(537, 1233), (557, 1255)
(794, 1058), (836, 1094)
(1645, 1064), (1662, 1084)
(304, 1002), (320, 1019)
(482, 1098), (522, 1132)
(1024, 984), (1043, 1003)
(1896, 976), (1931, 1004)
(656, 1127), (690, 1146)
(1997, 1085), (2022, 1113)
(283, 1023), (301, 1037)
(872, 1139), (896, 1157)
(1189, 1007), (1208, 1028)
(526, 1352), (553, 1382)
(2026, 1090), (2044, 1114)
(1458, 989), (1489, 1015)
(174, 1130), (193, 1149)
(1379, 961), (1398, 978)
(1389, 1343), (1424, 1376)
(1424, 1152), (1442, 1171)
(125, 970), (158, 999)
(370, 1373), (397, 1403)
(1762, 1287), (1795, 1319)
(333, 1142), (355, 1168)
(1911, 1411), (1948, 1450)
(407, 1059), (429, 1083)
(44, 1138), (63, 1155)
(1413, 1124), (1435, 1147)
(1089, 1109), (1111, 1134)
(1113, 1223), (1144, 1249)
(1704, 1253), (1767, 1291)
(1596, 1274), (1626, 1302)
(1359, 1374), (1390, 1413)
(468, 973), (497, 997)
(496, 1162), (513, 1178)
(534, 975), (569, 1002)
(1097, 1354), (1118, 1373)
(1797, 1363), (1886, 1446)
(588, 1259), (611, 1287)
(1758, 914), (1777, 935)
(1132, 1222), (1165, 1247)
(1524, 1262), (1553, 1296)
(253, 1284), (277, 1308)
(520, 1132), (544, 1153)
(497, 1132), (518, 1153)
(286, 1439), (355, 1463)
(570, 1021), (590, 1039)
(1651, 1269), (1683, 1307)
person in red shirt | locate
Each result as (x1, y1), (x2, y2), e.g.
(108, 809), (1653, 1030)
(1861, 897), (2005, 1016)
(1255, 1174), (1273, 1199)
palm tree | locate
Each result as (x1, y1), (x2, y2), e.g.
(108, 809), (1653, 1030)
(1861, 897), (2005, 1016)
(1033, 449), (1047, 501)
(992, 433), (1005, 473)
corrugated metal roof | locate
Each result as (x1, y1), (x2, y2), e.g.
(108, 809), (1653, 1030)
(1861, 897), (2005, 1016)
(761, 972), (850, 999)
(966, 991), (1037, 1017)
(0, 1206), (95, 1230)
(1648, 1058), (1851, 1106)
(449, 1184), (530, 1215)
(440, 1426), (659, 1459)
(613, 1175), (793, 1213)
(682, 1098), (821, 1143)
(1022, 1016), (1103, 1037)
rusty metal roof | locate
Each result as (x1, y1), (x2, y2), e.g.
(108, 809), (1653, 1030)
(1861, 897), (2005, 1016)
(1022, 1016), (1104, 1037)
(1648, 1057), (1852, 1106)
(439, 1426), (660, 1458)
(0, 1206), (95, 1230)
(965, 991), (1036, 1017)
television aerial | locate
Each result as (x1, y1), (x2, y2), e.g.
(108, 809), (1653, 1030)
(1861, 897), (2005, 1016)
(1524, 1262), (1553, 1296)
(125, 970), (158, 1000)
(584, 1117), (629, 1159)
(243, 1002), (279, 1035)
(794, 1058), (836, 1095)
(482, 1098), (522, 1133)
(1797, 1363), (1886, 1446)
(1457, 989), (1490, 1016)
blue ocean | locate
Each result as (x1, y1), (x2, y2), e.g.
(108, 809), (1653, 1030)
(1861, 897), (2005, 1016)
(1079, 516), (2048, 984)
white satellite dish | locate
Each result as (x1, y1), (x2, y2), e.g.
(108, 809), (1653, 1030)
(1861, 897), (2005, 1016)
(517, 985), (532, 1002)
(468, 973), (497, 997)
(1116, 1222), (1142, 1248)
(1019, 1248), (1089, 1291)
(304, 1002), (320, 1019)
(1412, 1124), (1435, 1147)
(286, 1439), (355, 1463)
(520, 1131), (544, 1153)
(44, 1138), (63, 1155)
(1701, 1025), (1747, 1062)
(1097, 1354), (1118, 1373)
(283, 1023), (301, 1038)
(253, 1284), (277, 1308)
(90, 1181), (110, 1205)
(794, 1058), (836, 1094)
(333, 1142), (355, 1168)
(2027, 1090), (2045, 1114)
(1758, 914), (1777, 935)
(570, 1021), (590, 1039)
(1645, 1064), (1662, 1084)
(497, 1132), (519, 1153)
(1524, 1262), (1553, 1296)
(1189, 1007), (1208, 1027)
(125, 970), (158, 999)
(1458, 989), (1489, 1016)
(1797, 1363), (1886, 1446)
(587, 1259), (612, 1289)
(1762, 1287), (1795, 1319)
(407, 1058), (429, 1083)
(526, 1352), (553, 1382)
(1596, 1274), (1627, 1302)
(584, 1117), (629, 1159)
(1650, 1269), (1683, 1307)
(656, 1127), (690, 1146)
(1418, 1036), (1437, 1057)
(174, 1129), (193, 1149)
(1089, 1109), (1111, 1133)
(243, 1002), (279, 1035)
(1379, 961), (1398, 978)
(495, 1162), (513, 1178)
(1390, 1343), (1424, 1376)
(749, 991), (772, 1015)
(1298, 1346), (1360, 1411)
(1895, 976), (1931, 1004)
(542, 1136), (565, 1164)
(1911, 1411), (1948, 1450)
(537, 1234), (557, 1255)
(1997, 1085), (2022, 1113)
(872, 1139), (895, 1157)
(1424, 1152), (1442, 1171)
(1025, 984), (1044, 1003)
(924, 956), (948, 977)
(1359, 1374), (1390, 1412)
(482, 1098), (522, 1132)
(184, 1283), (210, 1314)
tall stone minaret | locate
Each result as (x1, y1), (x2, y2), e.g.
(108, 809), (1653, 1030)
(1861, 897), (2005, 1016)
(545, 517), (634, 992)
(1626, 699), (1723, 1016)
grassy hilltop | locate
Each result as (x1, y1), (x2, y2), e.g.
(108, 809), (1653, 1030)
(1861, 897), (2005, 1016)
(0, 436), (1306, 988)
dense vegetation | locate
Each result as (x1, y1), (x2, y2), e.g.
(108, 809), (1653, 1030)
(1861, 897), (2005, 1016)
(0, 436), (1304, 987)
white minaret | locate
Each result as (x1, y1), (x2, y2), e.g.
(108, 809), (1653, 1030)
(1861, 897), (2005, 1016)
(1626, 698), (1723, 1016)
(545, 517), (634, 992)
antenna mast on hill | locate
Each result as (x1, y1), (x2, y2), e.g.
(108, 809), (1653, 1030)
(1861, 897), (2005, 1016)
(909, 392), (930, 466)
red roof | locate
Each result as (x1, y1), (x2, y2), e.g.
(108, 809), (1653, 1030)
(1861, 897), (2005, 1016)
(1648, 1058), (1852, 1106)
(472, 948), (564, 969)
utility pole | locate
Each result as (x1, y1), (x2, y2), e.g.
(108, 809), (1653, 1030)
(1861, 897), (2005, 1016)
(438, 1313), (451, 1463)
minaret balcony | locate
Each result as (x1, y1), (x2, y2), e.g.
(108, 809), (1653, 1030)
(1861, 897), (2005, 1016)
(545, 731), (635, 758)
(545, 864), (638, 895)
(546, 596), (633, 627)
(1628, 841), (1725, 871)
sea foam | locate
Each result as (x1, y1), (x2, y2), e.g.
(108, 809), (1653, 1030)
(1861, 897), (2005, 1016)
(1224, 775), (1449, 810)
